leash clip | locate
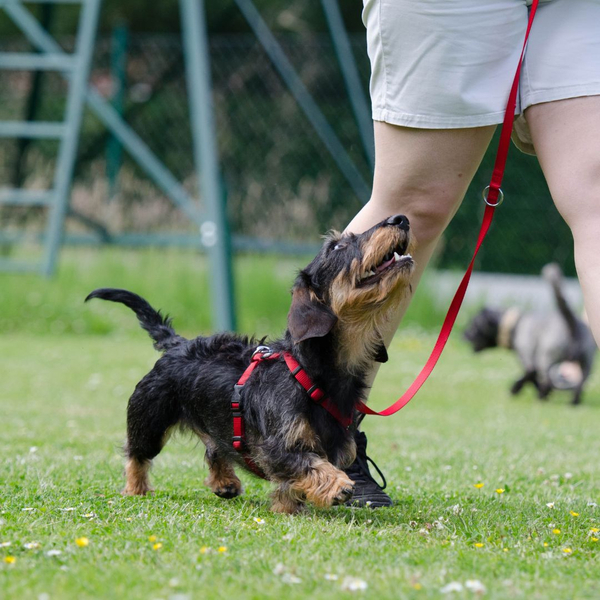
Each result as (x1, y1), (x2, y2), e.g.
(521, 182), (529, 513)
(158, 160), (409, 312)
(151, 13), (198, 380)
(252, 345), (273, 360)
(482, 185), (504, 207)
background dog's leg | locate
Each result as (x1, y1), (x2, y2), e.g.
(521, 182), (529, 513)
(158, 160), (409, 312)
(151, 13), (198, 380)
(537, 378), (552, 401)
(571, 385), (583, 406)
(201, 436), (243, 499)
(510, 370), (537, 396)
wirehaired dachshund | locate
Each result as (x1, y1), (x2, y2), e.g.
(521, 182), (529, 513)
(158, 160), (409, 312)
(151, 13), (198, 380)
(86, 214), (415, 513)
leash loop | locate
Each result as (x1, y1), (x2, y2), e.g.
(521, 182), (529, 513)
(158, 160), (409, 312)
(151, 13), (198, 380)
(482, 185), (504, 207)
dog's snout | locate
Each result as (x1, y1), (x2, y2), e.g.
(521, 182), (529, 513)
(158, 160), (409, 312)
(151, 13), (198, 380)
(386, 214), (410, 231)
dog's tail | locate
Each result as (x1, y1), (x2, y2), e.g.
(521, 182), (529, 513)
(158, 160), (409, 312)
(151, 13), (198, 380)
(85, 288), (185, 351)
(542, 263), (578, 337)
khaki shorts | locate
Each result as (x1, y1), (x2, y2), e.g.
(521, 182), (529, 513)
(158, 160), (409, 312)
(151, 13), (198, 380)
(363, 0), (600, 153)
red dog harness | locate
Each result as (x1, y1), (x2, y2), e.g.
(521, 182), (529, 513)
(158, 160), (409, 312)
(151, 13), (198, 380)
(232, 346), (353, 478)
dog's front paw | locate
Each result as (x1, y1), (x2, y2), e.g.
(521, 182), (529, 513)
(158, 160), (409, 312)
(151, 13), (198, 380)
(332, 480), (355, 505)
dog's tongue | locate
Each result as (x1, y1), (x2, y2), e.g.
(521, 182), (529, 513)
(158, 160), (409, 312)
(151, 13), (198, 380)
(376, 255), (395, 273)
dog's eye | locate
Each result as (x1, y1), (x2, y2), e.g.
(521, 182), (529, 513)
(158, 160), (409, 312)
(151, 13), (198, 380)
(333, 243), (346, 251)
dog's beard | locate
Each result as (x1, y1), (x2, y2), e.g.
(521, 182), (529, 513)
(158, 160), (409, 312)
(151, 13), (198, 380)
(328, 258), (414, 374)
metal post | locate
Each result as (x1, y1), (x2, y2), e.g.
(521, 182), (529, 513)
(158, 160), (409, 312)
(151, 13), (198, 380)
(321, 0), (374, 171)
(180, 0), (236, 332)
(106, 22), (128, 200)
(5, 1), (203, 227)
(43, 0), (101, 275)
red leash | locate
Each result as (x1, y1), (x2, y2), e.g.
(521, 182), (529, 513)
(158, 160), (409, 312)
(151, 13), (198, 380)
(356, 0), (539, 418)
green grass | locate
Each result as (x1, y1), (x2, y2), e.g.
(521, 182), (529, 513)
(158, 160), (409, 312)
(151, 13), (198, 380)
(1, 330), (600, 599)
(1, 248), (599, 598)
(0, 247), (445, 338)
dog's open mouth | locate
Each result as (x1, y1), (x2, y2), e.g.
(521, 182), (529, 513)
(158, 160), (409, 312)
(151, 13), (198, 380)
(357, 241), (413, 287)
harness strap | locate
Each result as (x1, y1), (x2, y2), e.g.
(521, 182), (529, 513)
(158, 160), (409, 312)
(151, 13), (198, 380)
(281, 353), (353, 428)
(231, 350), (281, 479)
(232, 348), (353, 478)
(356, 0), (539, 418)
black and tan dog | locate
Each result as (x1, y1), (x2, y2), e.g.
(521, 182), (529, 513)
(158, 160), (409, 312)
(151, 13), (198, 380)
(86, 214), (415, 513)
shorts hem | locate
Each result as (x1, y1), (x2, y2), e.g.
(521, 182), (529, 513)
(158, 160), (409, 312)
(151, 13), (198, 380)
(522, 84), (600, 111)
(372, 107), (509, 129)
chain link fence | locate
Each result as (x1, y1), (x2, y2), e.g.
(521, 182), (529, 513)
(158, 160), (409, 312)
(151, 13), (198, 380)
(0, 31), (576, 275)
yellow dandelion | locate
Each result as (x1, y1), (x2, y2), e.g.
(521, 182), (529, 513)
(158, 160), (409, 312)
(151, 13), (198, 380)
(217, 546), (227, 553)
(590, 528), (599, 533)
(552, 529), (561, 535)
(3, 556), (16, 564)
(570, 511), (579, 517)
(495, 488), (505, 494)
(75, 537), (89, 548)
(562, 548), (572, 554)
(473, 483), (484, 489)
(543, 542), (549, 547)
(503, 548), (509, 552)
(199, 546), (209, 554)
(591, 538), (599, 543)
(413, 583), (422, 590)
(153, 542), (163, 551)
(148, 535), (157, 543)
(474, 543), (484, 548)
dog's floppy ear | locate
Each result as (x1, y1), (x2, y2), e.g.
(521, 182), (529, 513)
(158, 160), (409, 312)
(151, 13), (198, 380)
(288, 277), (337, 344)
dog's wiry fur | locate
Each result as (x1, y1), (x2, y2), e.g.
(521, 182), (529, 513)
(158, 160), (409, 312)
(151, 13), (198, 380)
(86, 215), (415, 513)
(464, 263), (596, 405)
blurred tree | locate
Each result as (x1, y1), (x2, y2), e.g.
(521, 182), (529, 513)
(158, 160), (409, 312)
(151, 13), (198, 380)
(0, 0), (365, 35)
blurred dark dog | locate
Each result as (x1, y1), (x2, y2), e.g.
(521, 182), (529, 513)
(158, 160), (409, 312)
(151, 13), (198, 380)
(464, 264), (596, 405)
(86, 215), (415, 513)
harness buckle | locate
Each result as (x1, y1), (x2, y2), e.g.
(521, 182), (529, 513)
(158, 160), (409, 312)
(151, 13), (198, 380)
(252, 345), (273, 360)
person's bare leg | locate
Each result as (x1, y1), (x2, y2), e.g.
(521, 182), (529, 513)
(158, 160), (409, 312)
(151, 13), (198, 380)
(526, 96), (600, 344)
(346, 121), (495, 364)
(343, 122), (495, 507)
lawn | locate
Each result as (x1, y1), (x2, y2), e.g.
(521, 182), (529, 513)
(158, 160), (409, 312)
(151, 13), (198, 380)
(1, 249), (599, 599)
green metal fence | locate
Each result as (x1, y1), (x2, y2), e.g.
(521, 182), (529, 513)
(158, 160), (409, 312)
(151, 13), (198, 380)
(0, 31), (576, 276)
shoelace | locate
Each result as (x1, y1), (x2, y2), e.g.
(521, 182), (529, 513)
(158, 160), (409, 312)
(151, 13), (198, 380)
(347, 432), (388, 490)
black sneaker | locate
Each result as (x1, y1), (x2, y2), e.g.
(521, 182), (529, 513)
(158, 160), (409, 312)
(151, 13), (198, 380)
(344, 430), (393, 508)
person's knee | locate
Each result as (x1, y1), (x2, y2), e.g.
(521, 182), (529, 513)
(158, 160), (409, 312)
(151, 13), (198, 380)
(548, 158), (600, 233)
(372, 180), (465, 247)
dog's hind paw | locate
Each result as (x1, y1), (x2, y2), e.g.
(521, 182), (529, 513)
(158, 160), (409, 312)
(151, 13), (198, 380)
(213, 482), (243, 499)
(205, 473), (243, 499)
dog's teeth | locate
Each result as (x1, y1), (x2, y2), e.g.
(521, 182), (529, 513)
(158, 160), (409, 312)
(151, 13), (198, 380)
(393, 252), (400, 262)
(360, 269), (375, 281)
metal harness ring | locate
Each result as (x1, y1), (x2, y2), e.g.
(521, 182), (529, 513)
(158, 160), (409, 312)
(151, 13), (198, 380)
(482, 185), (504, 207)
